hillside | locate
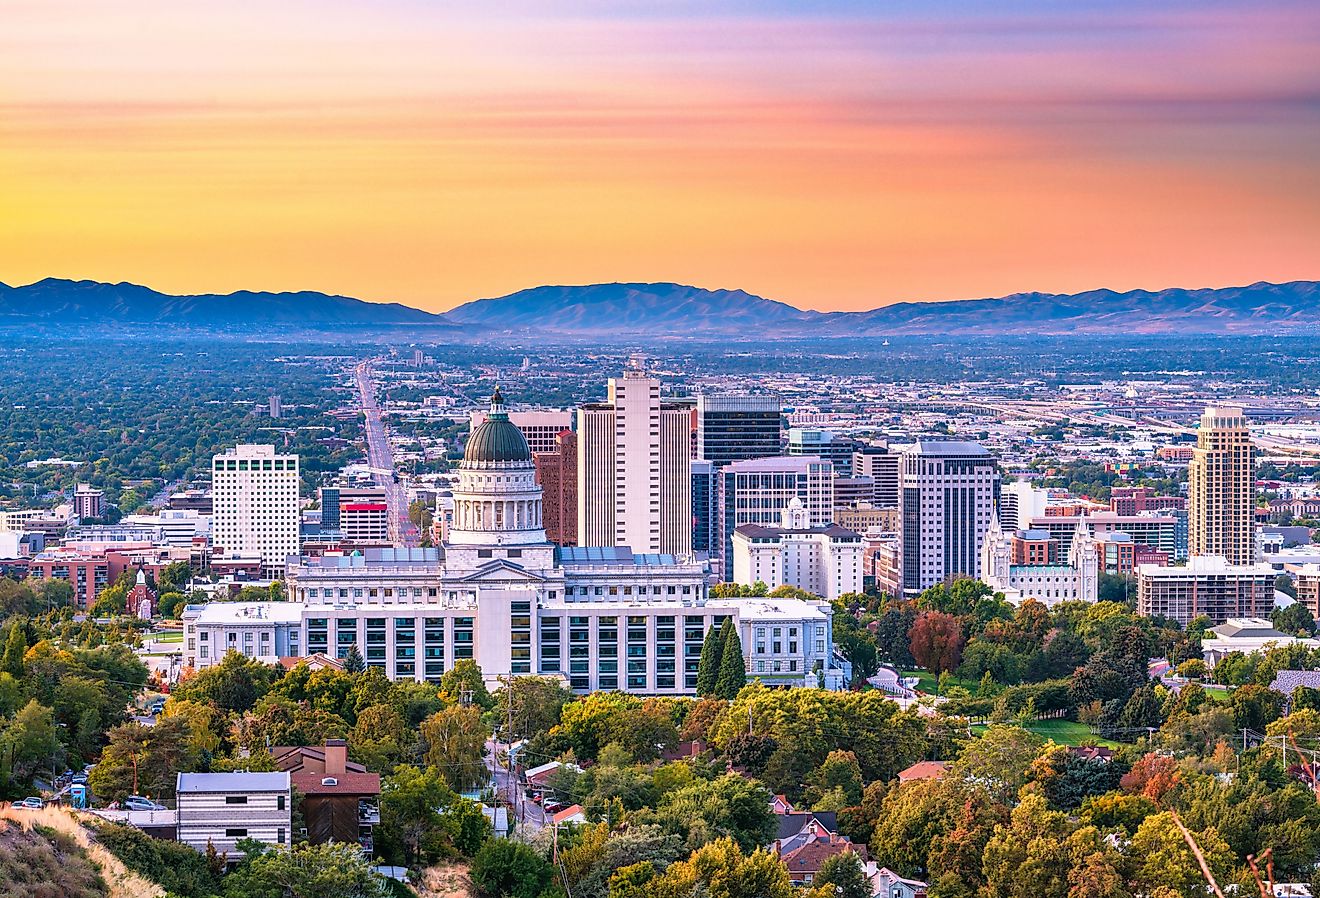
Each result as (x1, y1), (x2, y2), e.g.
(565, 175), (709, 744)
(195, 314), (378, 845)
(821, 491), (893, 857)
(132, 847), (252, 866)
(0, 278), (452, 328)
(0, 806), (164, 898)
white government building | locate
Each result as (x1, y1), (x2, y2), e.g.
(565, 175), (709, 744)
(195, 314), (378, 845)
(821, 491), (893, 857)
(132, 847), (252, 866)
(185, 390), (844, 693)
(731, 498), (864, 600)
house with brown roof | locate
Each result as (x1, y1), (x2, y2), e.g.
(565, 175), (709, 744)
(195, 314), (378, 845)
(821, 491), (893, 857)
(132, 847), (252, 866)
(780, 833), (867, 886)
(273, 739), (379, 852)
(896, 760), (948, 783)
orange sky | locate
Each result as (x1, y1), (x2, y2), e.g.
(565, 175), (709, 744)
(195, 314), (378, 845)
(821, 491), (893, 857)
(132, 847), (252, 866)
(1, 1), (1317, 312)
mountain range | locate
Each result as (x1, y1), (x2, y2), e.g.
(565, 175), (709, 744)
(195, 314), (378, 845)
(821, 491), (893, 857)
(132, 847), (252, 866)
(3, 276), (1318, 336)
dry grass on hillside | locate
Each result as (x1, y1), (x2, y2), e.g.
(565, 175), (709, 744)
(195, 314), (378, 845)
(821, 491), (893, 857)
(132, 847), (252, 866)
(0, 805), (165, 898)
(414, 862), (475, 898)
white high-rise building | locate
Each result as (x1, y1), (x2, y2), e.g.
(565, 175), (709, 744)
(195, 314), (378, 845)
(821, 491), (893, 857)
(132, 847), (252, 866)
(577, 367), (692, 555)
(899, 440), (999, 594)
(212, 445), (300, 579)
(1188, 405), (1255, 566)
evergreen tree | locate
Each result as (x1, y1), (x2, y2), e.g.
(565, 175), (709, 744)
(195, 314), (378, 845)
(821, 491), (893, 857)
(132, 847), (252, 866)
(696, 624), (724, 696)
(715, 618), (747, 699)
(342, 645), (366, 674)
(2, 622), (25, 680)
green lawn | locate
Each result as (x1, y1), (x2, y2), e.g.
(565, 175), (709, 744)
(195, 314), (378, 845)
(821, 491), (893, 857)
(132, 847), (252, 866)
(971, 718), (1121, 748)
(903, 669), (977, 695)
(1202, 685), (1232, 701)
(150, 631), (183, 643)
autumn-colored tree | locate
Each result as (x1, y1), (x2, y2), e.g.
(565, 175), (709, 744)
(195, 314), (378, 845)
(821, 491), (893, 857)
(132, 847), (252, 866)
(910, 611), (966, 676)
(1119, 753), (1180, 802)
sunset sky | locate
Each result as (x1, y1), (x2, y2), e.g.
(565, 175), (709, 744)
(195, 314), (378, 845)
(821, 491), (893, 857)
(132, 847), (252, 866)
(2, 0), (1318, 312)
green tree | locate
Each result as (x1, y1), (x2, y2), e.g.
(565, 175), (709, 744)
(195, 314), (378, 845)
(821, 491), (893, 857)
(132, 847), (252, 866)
(350, 703), (410, 773)
(172, 650), (277, 715)
(714, 618), (746, 699)
(645, 837), (791, 898)
(634, 773), (776, 852)
(420, 704), (489, 792)
(1, 621), (25, 679)
(89, 716), (199, 802)
(470, 839), (553, 898)
(492, 675), (572, 742)
(805, 749), (864, 808)
(812, 850), (870, 898)
(696, 623), (725, 696)
(980, 793), (1073, 898)
(377, 764), (458, 864)
(1129, 811), (1233, 898)
(440, 659), (491, 709)
(1, 699), (56, 783)
(222, 841), (388, 898)
(342, 645), (366, 673)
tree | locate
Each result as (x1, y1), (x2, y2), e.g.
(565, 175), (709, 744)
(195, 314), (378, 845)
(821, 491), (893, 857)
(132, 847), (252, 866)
(910, 611), (965, 677)
(89, 717), (199, 802)
(2, 621), (25, 679)
(378, 764), (459, 864)
(696, 623), (725, 696)
(341, 645), (366, 674)
(645, 837), (791, 898)
(1, 699), (56, 783)
(419, 704), (489, 791)
(1230, 683), (1284, 731)
(635, 773), (776, 852)
(470, 839), (553, 898)
(1273, 602), (1315, 635)
(980, 793), (1073, 898)
(715, 618), (746, 699)
(222, 841), (388, 898)
(171, 650), (277, 715)
(951, 725), (1042, 804)
(1129, 811), (1233, 898)
(440, 659), (491, 709)
(350, 704), (409, 772)
(805, 750), (863, 808)
(492, 676), (572, 742)
(811, 851), (870, 898)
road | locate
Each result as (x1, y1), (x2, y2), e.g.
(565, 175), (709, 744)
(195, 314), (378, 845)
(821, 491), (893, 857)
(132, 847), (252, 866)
(354, 361), (419, 547)
(485, 740), (547, 835)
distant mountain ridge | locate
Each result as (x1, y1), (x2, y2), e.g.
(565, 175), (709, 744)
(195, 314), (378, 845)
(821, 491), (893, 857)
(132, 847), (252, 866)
(0, 277), (449, 327)
(451, 279), (1320, 336)
(3, 276), (1318, 335)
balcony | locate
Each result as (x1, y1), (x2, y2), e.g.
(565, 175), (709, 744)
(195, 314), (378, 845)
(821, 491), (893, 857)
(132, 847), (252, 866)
(358, 801), (380, 825)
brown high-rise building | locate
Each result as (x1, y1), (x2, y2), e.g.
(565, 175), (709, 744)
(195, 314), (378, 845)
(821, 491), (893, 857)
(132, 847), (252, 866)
(534, 430), (578, 546)
(1188, 406), (1255, 566)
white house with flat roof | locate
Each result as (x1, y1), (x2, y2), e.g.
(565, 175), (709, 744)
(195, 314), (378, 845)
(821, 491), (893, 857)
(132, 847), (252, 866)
(176, 771), (291, 857)
(1200, 618), (1320, 669)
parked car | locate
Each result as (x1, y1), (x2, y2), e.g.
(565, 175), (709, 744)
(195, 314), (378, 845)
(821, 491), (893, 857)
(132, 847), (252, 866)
(12, 797), (43, 809)
(123, 796), (166, 811)
(542, 799), (564, 814)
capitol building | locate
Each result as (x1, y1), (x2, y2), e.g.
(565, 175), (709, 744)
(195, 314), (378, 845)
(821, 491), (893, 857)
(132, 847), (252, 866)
(184, 389), (843, 694)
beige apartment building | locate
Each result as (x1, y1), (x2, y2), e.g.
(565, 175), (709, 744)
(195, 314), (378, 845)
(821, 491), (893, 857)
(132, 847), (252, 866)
(1188, 406), (1255, 566)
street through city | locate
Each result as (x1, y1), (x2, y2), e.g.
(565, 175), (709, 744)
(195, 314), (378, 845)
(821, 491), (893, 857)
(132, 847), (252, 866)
(354, 360), (419, 547)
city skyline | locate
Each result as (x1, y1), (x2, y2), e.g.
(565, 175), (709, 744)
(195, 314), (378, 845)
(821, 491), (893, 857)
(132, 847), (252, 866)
(4, 0), (1318, 312)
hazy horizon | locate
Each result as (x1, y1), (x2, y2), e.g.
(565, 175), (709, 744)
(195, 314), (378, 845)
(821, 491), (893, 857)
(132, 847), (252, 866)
(4, 0), (1318, 312)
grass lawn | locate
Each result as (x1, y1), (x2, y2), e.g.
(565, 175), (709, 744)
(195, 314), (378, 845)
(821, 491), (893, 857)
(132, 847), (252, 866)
(150, 631), (183, 643)
(971, 718), (1122, 748)
(1202, 685), (1232, 701)
(903, 669), (977, 695)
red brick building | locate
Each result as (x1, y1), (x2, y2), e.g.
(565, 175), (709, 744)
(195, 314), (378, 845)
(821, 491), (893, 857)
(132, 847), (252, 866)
(533, 430), (577, 547)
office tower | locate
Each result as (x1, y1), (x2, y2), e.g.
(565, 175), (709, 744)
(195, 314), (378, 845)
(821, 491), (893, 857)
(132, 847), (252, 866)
(72, 483), (105, 520)
(898, 440), (999, 594)
(1188, 405), (1255, 565)
(470, 408), (574, 456)
(213, 445), (300, 579)
(319, 486), (389, 534)
(718, 456), (835, 576)
(691, 460), (718, 554)
(269, 394), (282, 419)
(340, 501), (390, 546)
(577, 368), (692, 555)
(787, 428), (857, 474)
(833, 475), (876, 509)
(534, 430), (578, 546)
(695, 394), (781, 467)
(852, 445), (899, 508)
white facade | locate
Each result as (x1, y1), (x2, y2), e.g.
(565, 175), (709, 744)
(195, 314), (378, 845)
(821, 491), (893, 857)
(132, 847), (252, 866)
(577, 368), (691, 556)
(122, 509), (211, 546)
(185, 391), (843, 694)
(176, 772), (291, 856)
(212, 445), (299, 579)
(899, 440), (1000, 594)
(731, 499), (864, 600)
(980, 516), (1100, 606)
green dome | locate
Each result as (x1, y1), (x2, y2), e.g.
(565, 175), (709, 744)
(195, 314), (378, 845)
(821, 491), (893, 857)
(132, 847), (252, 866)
(465, 387), (531, 464)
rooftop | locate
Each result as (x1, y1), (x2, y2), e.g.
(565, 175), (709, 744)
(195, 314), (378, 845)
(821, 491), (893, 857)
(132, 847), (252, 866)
(908, 440), (992, 457)
(724, 455), (829, 473)
(184, 602), (303, 625)
(177, 771), (290, 793)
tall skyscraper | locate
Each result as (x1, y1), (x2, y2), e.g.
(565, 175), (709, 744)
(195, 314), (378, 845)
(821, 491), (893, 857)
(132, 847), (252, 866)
(269, 394), (282, 419)
(899, 440), (999, 594)
(787, 428), (857, 474)
(534, 430), (578, 546)
(852, 445), (900, 508)
(717, 456), (835, 576)
(212, 444), (300, 579)
(695, 394), (781, 467)
(577, 367), (692, 555)
(1188, 405), (1255, 565)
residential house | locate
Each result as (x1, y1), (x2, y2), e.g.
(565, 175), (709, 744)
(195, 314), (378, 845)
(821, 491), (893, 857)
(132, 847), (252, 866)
(896, 761), (948, 783)
(871, 866), (929, 898)
(780, 833), (868, 887)
(551, 804), (587, 826)
(176, 772), (291, 858)
(274, 739), (379, 852)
